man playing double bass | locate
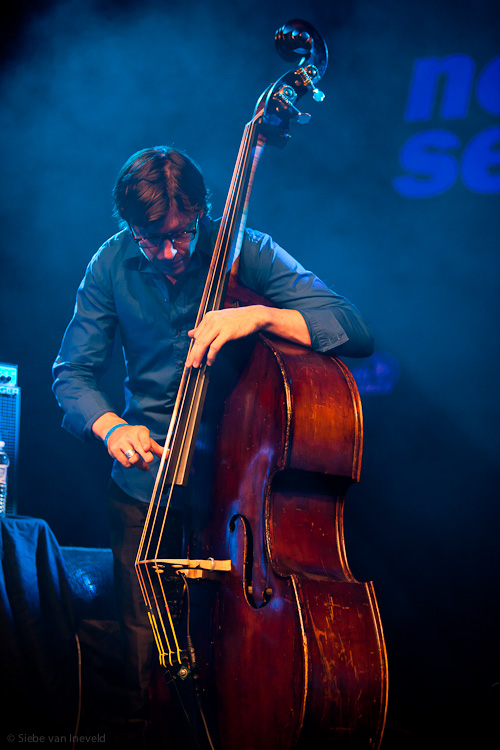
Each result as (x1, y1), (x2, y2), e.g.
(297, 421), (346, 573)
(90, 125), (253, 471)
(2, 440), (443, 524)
(53, 145), (374, 745)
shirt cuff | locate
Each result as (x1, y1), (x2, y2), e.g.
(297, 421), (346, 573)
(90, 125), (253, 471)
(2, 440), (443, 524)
(298, 308), (349, 353)
(60, 396), (117, 442)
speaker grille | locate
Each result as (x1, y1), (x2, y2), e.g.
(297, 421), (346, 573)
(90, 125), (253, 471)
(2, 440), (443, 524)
(0, 363), (21, 514)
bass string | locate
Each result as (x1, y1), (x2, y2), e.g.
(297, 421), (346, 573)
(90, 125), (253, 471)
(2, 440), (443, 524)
(136, 112), (265, 660)
(139, 113), (261, 561)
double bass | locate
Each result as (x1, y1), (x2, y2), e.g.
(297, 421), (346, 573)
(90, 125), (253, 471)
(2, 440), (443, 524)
(136, 19), (388, 749)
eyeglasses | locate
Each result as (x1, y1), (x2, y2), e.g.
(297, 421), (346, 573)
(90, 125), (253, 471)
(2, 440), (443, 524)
(129, 215), (199, 249)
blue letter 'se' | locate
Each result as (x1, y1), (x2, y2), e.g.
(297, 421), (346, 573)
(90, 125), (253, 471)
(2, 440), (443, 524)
(393, 130), (460, 198)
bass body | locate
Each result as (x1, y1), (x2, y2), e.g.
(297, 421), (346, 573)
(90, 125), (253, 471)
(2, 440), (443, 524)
(186, 283), (387, 749)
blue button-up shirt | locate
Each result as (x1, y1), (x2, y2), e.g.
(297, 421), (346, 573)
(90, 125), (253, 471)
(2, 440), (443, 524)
(53, 216), (373, 502)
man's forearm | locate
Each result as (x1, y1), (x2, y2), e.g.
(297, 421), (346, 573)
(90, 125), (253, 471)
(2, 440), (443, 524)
(258, 305), (312, 348)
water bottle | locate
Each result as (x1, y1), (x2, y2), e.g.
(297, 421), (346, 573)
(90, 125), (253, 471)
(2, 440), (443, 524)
(0, 441), (9, 516)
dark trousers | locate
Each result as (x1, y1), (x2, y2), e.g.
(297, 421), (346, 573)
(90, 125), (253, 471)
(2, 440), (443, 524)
(106, 480), (186, 729)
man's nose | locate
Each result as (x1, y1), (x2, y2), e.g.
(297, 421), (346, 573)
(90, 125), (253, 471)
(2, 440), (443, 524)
(158, 240), (177, 260)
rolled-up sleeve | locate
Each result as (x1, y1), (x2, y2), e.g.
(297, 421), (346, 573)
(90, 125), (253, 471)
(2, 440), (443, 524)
(238, 230), (374, 357)
(52, 247), (119, 441)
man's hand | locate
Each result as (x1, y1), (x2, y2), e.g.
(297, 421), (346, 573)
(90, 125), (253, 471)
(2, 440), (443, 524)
(92, 414), (164, 471)
(185, 304), (312, 368)
(106, 424), (164, 470)
(186, 305), (267, 368)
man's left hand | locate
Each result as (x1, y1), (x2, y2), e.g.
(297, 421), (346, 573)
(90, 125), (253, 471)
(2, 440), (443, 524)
(186, 305), (266, 368)
(186, 304), (312, 368)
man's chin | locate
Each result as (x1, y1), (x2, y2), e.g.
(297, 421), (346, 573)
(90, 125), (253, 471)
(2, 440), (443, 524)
(154, 259), (184, 276)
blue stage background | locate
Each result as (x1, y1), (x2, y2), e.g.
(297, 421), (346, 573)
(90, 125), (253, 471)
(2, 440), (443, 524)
(1, 0), (498, 746)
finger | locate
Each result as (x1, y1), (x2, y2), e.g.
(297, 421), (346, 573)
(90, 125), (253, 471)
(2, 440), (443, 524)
(132, 426), (158, 463)
(123, 443), (166, 470)
(205, 337), (224, 366)
(126, 437), (165, 464)
(134, 456), (152, 472)
(186, 337), (210, 368)
(122, 446), (139, 462)
(114, 446), (151, 473)
(130, 444), (153, 466)
(149, 439), (166, 458)
(110, 445), (141, 469)
(119, 446), (143, 467)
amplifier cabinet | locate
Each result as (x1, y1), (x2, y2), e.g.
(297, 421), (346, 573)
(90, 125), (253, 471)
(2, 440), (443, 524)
(0, 363), (20, 514)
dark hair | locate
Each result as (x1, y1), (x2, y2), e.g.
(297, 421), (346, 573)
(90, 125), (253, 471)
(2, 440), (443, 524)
(112, 146), (211, 228)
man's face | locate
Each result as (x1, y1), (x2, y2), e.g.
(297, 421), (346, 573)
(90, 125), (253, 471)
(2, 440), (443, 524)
(129, 209), (201, 279)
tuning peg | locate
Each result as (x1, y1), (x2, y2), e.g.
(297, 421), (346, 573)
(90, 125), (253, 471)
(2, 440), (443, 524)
(274, 85), (311, 125)
(295, 65), (326, 103)
(294, 108), (311, 124)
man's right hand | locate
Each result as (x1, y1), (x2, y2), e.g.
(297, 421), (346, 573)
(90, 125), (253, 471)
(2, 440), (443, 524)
(92, 413), (164, 471)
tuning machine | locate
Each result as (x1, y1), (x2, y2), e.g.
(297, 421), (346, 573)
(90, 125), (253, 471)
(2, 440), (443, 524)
(274, 84), (311, 124)
(294, 65), (325, 102)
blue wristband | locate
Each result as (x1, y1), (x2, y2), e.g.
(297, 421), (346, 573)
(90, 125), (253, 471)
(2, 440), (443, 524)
(103, 423), (128, 448)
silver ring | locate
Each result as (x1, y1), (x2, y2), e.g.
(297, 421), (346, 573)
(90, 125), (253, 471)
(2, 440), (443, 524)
(124, 449), (136, 459)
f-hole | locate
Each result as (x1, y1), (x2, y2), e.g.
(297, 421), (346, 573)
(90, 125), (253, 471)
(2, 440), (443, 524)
(229, 514), (272, 609)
